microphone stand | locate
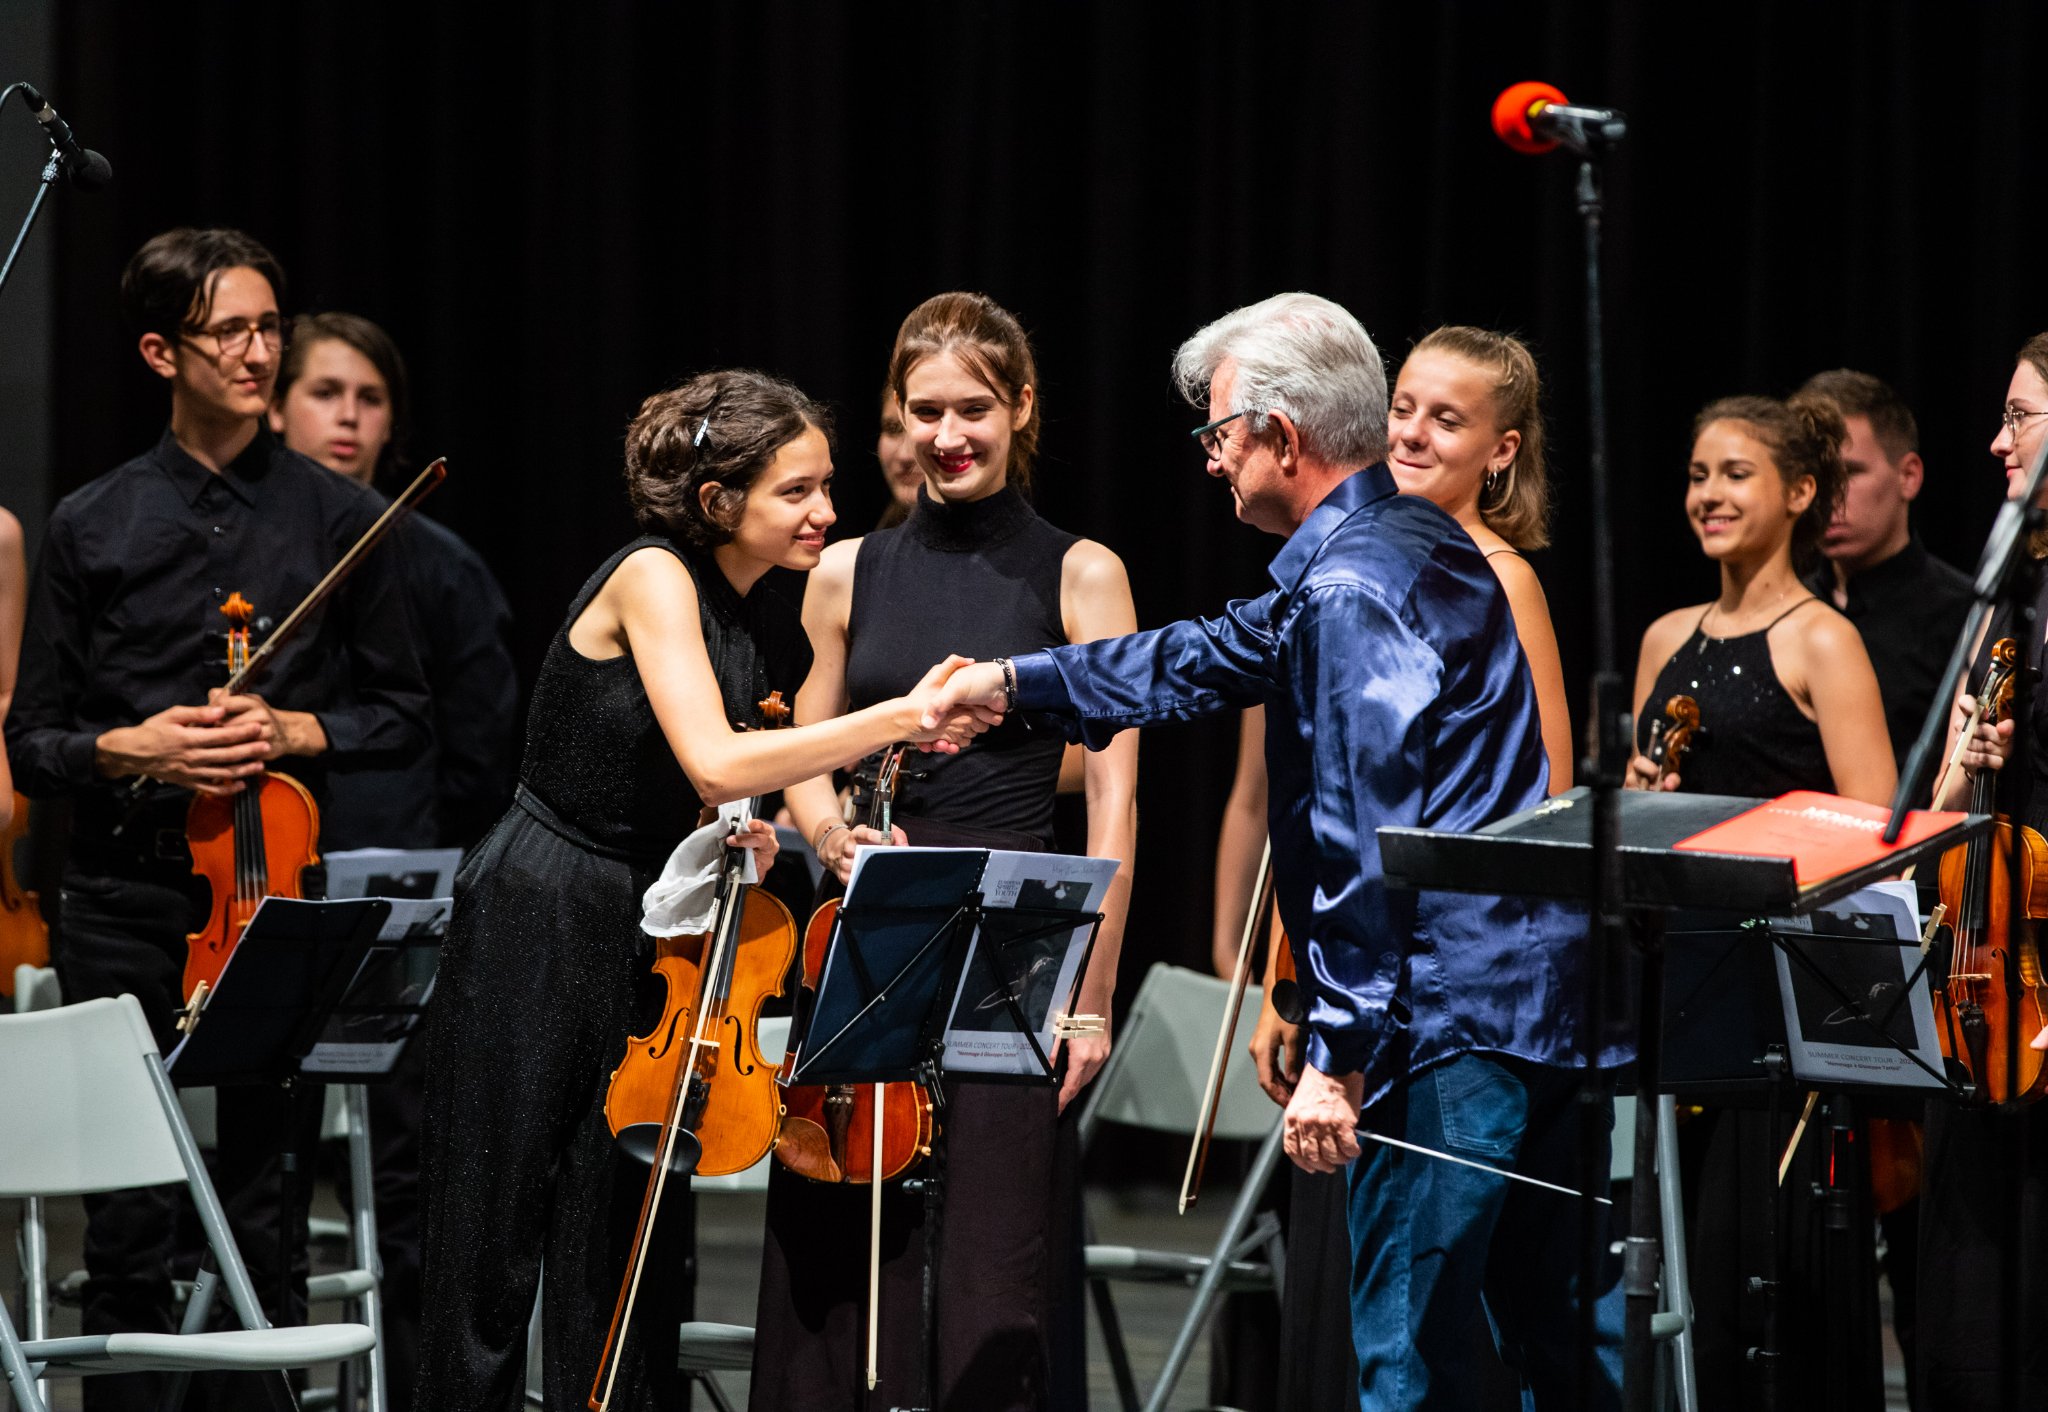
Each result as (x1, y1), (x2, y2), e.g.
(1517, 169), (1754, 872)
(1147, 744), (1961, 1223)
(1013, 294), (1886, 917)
(1556, 135), (1635, 1411)
(0, 82), (91, 308)
(0, 143), (63, 306)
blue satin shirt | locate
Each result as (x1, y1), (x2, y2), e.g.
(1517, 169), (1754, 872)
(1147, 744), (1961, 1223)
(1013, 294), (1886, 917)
(1012, 466), (1627, 1105)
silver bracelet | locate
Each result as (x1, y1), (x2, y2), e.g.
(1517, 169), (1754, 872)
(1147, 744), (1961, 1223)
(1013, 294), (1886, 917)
(814, 821), (850, 855)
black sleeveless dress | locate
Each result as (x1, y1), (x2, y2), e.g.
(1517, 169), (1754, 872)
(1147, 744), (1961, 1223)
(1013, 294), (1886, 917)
(1640, 597), (1886, 1410)
(417, 536), (809, 1412)
(750, 486), (1090, 1412)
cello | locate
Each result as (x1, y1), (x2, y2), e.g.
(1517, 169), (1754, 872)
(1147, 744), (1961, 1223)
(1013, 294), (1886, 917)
(1931, 638), (2048, 1103)
(774, 742), (937, 1186)
(182, 592), (320, 1004)
(590, 690), (799, 1412)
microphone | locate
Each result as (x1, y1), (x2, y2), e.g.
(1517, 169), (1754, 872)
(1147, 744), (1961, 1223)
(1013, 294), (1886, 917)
(1491, 80), (1627, 156)
(16, 83), (111, 190)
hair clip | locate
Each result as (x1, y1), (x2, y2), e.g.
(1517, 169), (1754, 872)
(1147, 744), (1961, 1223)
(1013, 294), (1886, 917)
(693, 416), (711, 448)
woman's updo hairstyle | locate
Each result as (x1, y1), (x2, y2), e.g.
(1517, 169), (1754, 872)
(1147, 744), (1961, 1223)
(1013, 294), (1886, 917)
(1692, 392), (1847, 569)
(1410, 325), (1550, 551)
(886, 292), (1040, 495)
(624, 368), (833, 548)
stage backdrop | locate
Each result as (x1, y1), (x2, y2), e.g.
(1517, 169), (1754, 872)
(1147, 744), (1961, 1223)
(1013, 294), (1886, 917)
(41, 1), (2047, 1034)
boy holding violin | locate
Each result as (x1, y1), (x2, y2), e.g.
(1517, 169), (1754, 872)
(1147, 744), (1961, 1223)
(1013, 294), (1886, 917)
(6, 227), (427, 1412)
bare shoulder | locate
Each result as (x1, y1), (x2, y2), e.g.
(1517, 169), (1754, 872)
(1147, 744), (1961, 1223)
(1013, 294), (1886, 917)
(0, 506), (24, 553)
(1062, 537), (1131, 597)
(810, 536), (862, 595)
(1784, 597), (1868, 665)
(1640, 603), (1704, 661)
(1485, 548), (1551, 609)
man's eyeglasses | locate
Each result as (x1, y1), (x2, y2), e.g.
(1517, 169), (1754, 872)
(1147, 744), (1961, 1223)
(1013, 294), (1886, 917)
(2003, 404), (2048, 438)
(1190, 410), (1245, 459)
(185, 315), (285, 360)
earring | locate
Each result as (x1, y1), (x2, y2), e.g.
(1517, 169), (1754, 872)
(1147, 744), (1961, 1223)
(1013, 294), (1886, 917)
(1485, 467), (1502, 493)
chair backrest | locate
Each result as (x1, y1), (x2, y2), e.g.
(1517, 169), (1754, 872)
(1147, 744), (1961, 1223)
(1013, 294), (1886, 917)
(0, 995), (190, 1196)
(13, 964), (61, 1013)
(1081, 964), (1276, 1143)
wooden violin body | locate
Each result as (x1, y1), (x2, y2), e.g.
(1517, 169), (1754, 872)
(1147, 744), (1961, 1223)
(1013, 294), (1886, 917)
(603, 887), (797, 1177)
(1933, 637), (2048, 1104)
(184, 773), (320, 1000)
(774, 898), (936, 1184)
(180, 593), (320, 1003)
(0, 794), (49, 995)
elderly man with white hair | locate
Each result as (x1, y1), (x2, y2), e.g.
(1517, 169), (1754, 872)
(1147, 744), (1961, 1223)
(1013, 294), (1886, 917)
(928, 292), (1626, 1409)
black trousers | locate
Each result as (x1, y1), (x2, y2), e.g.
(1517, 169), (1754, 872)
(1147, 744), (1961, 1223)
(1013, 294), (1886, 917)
(1918, 1099), (2048, 1409)
(56, 867), (316, 1412)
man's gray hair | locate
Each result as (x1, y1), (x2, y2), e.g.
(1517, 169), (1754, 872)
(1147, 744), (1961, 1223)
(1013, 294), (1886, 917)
(1172, 292), (1389, 466)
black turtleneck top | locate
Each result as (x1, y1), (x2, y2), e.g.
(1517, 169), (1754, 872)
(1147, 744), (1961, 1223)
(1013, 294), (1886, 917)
(843, 486), (1078, 842)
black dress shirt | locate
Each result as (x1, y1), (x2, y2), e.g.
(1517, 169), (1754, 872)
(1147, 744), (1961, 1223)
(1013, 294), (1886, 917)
(7, 426), (430, 853)
(321, 510), (518, 852)
(1805, 538), (1974, 767)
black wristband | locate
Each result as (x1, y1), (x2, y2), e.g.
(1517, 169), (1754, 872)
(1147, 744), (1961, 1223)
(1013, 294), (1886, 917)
(998, 657), (1018, 713)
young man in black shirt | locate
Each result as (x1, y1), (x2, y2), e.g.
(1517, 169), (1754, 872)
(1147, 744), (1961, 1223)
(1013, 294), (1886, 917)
(1800, 368), (1973, 766)
(7, 228), (427, 1411)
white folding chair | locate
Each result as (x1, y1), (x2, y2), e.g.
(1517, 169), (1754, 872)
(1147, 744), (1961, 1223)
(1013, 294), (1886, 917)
(524, 1015), (791, 1412)
(1073, 963), (1285, 1412)
(300, 1084), (386, 1412)
(9, 965), (61, 1410)
(0, 994), (373, 1411)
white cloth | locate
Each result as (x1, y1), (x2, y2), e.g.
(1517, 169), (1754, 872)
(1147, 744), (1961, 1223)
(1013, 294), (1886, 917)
(640, 802), (760, 937)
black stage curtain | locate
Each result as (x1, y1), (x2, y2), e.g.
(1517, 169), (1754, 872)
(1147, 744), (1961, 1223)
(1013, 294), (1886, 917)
(40, 1), (2048, 1029)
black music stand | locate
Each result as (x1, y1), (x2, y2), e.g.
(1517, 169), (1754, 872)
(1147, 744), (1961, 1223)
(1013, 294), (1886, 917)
(785, 846), (1108, 1412)
(1379, 787), (1987, 1412)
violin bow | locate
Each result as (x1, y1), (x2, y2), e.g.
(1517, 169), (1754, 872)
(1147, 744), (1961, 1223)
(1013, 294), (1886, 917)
(1180, 839), (1275, 1214)
(226, 458), (448, 692)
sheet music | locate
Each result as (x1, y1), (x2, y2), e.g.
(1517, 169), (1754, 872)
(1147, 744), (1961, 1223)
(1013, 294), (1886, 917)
(1769, 881), (1944, 1090)
(941, 850), (1118, 1077)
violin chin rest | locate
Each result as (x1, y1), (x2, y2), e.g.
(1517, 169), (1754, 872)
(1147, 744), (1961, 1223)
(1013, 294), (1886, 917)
(616, 1122), (702, 1178)
(774, 1116), (845, 1184)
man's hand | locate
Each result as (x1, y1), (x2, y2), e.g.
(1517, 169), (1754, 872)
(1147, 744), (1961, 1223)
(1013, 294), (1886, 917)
(210, 690), (327, 760)
(1283, 1062), (1364, 1173)
(95, 702), (270, 796)
(1250, 996), (1303, 1107)
(903, 655), (1003, 754)
(919, 659), (1009, 730)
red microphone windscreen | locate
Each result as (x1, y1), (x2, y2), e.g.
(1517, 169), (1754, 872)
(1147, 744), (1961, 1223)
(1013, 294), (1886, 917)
(1492, 80), (1569, 155)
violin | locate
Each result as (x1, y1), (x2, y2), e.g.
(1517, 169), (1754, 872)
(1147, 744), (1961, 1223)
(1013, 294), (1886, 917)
(1644, 693), (1701, 784)
(182, 593), (320, 1004)
(0, 794), (48, 997)
(1932, 638), (2048, 1103)
(775, 743), (937, 1186)
(591, 691), (799, 1412)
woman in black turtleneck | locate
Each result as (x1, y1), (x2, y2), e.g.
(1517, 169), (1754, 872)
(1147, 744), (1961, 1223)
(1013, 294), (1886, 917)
(750, 293), (1138, 1411)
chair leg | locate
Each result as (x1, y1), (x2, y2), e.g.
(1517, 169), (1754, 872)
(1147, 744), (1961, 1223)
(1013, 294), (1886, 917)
(1140, 1117), (1287, 1412)
(1087, 1274), (1142, 1412)
(1656, 1096), (1699, 1412)
(692, 1369), (738, 1412)
(0, 1288), (54, 1412)
(21, 1194), (49, 1408)
(345, 1084), (388, 1412)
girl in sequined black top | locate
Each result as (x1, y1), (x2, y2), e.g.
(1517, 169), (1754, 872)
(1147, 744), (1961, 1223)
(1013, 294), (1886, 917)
(415, 370), (992, 1412)
(1626, 393), (1894, 805)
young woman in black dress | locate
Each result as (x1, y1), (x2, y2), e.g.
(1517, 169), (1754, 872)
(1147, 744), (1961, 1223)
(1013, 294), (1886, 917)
(1626, 391), (1893, 1407)
(750, 293), (1139, 1411)
(1921, 332), (2048, 1409)
(415, 370), (990, 1412)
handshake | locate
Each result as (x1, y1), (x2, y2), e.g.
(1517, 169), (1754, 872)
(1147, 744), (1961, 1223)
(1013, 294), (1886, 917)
(902, 656), (1015, 753)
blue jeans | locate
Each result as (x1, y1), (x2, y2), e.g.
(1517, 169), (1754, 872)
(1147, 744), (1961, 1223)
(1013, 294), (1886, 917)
(1346, 1053), (1624, 1410)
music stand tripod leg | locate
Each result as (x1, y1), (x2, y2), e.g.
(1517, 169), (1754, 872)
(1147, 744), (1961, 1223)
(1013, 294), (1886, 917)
(1623, 911), (1666, 1412)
